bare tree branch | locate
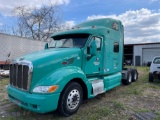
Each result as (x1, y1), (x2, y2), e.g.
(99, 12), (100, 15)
(12, 4), (62, 41)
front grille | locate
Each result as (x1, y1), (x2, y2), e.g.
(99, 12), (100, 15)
(9, 61), (32, 91)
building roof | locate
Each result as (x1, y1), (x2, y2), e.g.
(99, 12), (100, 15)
(124, 42), (160, 46)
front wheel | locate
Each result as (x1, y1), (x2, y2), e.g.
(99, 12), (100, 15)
(58, 82), (83, 117)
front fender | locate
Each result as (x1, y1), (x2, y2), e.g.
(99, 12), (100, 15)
(31, 66), (87, 93)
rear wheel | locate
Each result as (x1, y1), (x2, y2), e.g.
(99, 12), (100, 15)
(131, 69), (138, 82)
(149, 73), (154, 82)
(122, 69), (132, 85)
(58, 82), (83, 117)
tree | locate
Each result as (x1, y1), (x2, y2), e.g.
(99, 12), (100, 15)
(13, 4), (62, 41)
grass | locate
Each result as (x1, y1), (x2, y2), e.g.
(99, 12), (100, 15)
(1, 66), (160, 120)
(75, 105), (112, 120)
(0, 78), (9, 104)
(113, 101), (125, 110)
(0, 78), (8, 88)
(135, 108), (151, 113)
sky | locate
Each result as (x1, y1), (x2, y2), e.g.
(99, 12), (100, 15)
(0, 0), (160, 44)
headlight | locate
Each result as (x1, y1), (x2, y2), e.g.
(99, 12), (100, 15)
(33, 85), (58, 93)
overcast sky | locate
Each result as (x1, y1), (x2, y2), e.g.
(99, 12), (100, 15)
(0, 0), (160, 44)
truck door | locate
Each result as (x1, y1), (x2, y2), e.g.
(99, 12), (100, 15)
(85, 36), (102, 76)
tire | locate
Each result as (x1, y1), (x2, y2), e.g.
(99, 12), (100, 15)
(122, 69), (132, 85)
(131, 69), (138, 82)
(149, 73), (154, 82)
(58, 82), (83, 117)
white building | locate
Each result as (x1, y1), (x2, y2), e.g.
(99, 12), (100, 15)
(124, 42), (160, 66)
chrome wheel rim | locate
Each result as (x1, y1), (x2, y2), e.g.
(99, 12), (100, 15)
(67, 89), (80, 110)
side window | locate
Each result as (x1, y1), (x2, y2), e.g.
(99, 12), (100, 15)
(114, 42), (119, 53)
(91, 37), (102, 51)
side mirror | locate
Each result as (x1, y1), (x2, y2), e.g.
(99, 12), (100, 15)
(88, 40), (97, 56)
(44, 43), (49, 49)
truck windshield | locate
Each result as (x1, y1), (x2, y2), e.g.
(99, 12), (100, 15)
(49, 34), (89, 48)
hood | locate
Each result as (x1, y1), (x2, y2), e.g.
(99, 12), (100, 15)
(18, 48), (81, 66)
(17, 48), (82, 90)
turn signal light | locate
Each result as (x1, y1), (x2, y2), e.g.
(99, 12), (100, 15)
(48, 86), (58, 92)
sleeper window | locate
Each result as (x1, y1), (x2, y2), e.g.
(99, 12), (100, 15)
(114, 42), (119, 53)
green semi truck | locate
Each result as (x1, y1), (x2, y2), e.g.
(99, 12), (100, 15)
(7, 18), (138, 116)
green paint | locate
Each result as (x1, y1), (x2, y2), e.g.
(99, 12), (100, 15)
(8, 18), (124, 113)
